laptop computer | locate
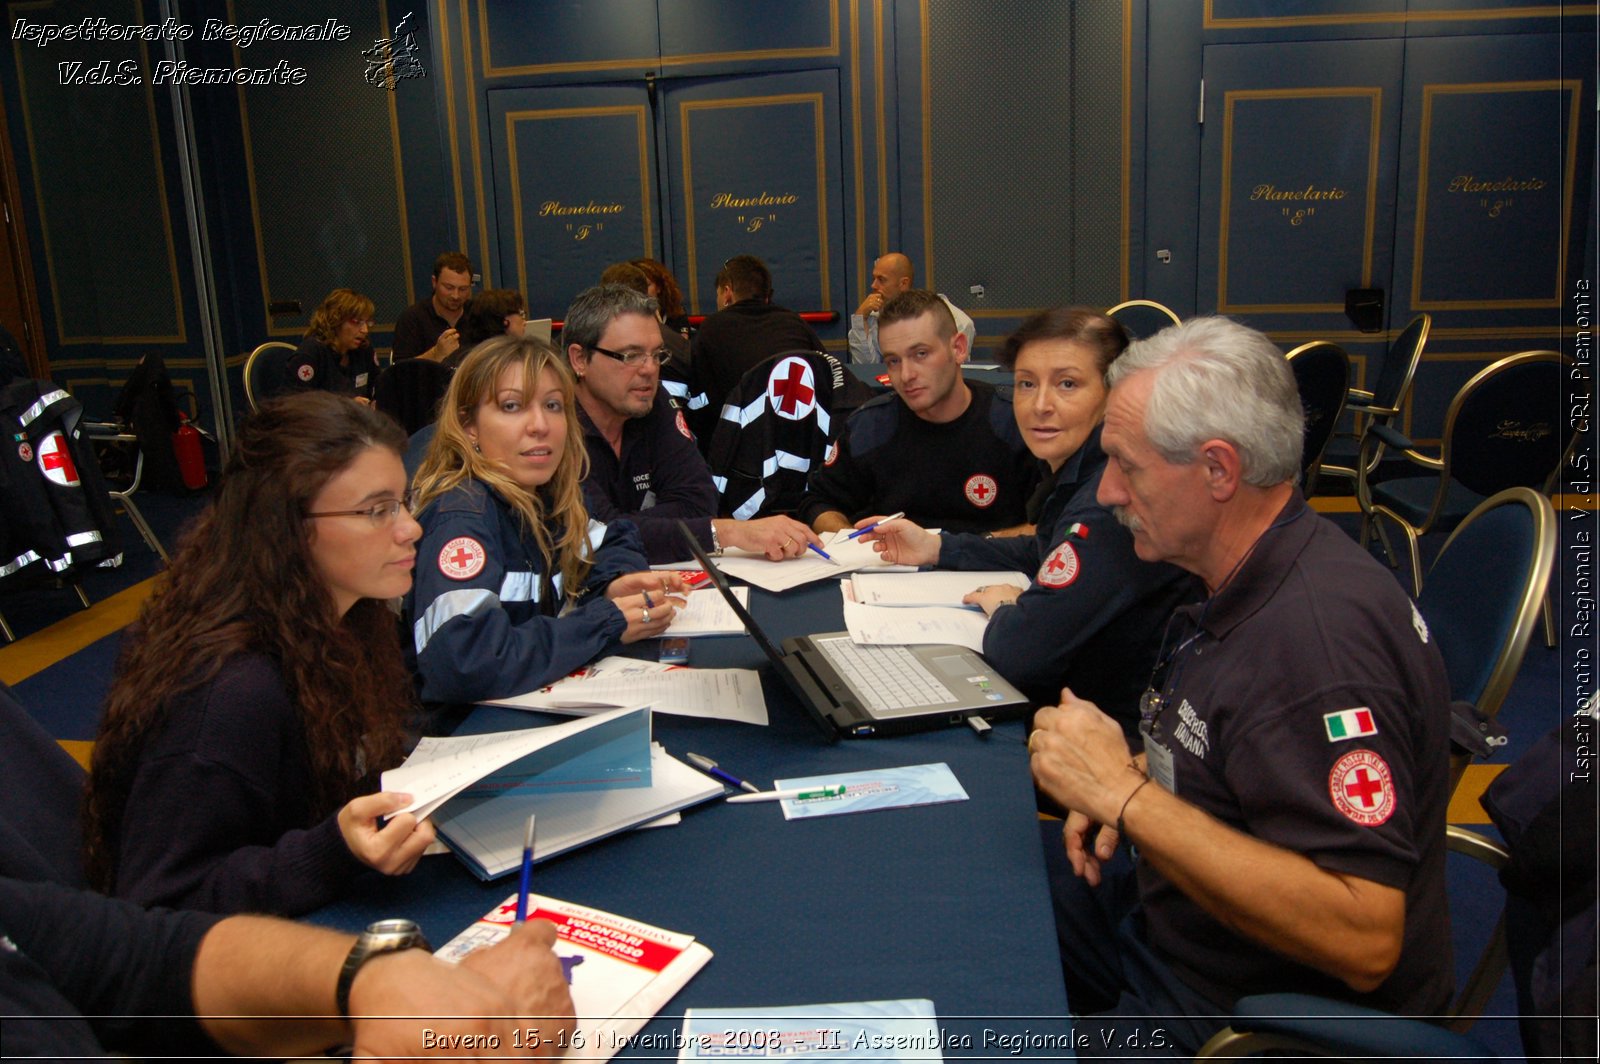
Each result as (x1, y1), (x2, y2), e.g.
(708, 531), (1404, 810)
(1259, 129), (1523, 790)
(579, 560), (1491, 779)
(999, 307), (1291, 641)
(676, 521), (1030, 739)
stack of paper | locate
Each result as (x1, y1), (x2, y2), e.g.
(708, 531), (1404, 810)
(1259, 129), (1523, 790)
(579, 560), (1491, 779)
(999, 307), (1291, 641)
(664, 586), (751, 636)
(437, 893), (712, 1064)
(840, 599), (991, 653)
(487, 662), (769, 726)
(382, 705), (654, 820)
(432, 743), (725, 879)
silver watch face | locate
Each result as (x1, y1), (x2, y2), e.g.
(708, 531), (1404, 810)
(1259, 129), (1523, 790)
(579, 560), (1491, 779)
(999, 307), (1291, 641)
(367, 918), (419, 936)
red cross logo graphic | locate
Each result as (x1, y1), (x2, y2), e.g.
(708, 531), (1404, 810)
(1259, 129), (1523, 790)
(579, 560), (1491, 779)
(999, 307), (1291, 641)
(1328, 749), (1395, 826)
(1343, 767), (1384, 809)
(37, 432), (79, 487)
(1037, 541), (1080, 588)
(438, 536), (486, 580)
(767, 357), (816, 421)
(972, 481), (990, 500)
(964, 473), (998, 508)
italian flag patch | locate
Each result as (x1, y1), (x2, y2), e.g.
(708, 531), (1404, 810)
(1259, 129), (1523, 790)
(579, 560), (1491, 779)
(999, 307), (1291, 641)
(1324, 707), (1377, 742)
(1067, 522), (1089, 540)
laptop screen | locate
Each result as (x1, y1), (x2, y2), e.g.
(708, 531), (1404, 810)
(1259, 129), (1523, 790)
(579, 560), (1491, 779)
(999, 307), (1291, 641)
(674, 521), (838, 740)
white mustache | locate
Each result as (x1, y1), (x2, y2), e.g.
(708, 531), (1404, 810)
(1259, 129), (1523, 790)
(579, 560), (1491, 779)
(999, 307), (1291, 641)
(1113, 506), (1143, 534)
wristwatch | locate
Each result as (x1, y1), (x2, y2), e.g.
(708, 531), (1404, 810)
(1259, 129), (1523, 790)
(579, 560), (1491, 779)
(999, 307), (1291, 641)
(335, 918), (431, 1017)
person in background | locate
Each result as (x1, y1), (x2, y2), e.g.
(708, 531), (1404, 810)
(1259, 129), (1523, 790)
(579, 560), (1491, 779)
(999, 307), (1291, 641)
(393, 251), (475, 363)
(847, 252), (976, 364)
(448, 287), (528, 368)
(286, 288), (381, 402)
(405, 334), (685, 706)
(631, 256), (691, 336)
(85, 394), (434, 915)
(863, 307), (1197, 719)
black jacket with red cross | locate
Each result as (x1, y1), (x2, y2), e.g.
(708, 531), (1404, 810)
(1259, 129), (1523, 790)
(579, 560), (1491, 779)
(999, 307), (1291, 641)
(0, 379), (123, 585)
(797, 377), (1036, 532)
(937, 426), (1201, 723)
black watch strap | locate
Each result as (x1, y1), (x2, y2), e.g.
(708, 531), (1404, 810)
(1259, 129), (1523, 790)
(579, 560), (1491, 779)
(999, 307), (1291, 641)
(336, 919), (431, 1017)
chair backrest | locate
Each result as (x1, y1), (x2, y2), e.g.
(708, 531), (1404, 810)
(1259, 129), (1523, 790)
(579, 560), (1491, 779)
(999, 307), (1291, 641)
(1104, 299), (1181, 340)
(373, 358), (454, 437)
(243, 341), (298, 412)
(1440, 350), (1576, 499)
(1367, 312), (1430, 410)
(1284, 341), (1350, 485)
(1418, 487), (1554, 723)
(706, 350), (875, 519)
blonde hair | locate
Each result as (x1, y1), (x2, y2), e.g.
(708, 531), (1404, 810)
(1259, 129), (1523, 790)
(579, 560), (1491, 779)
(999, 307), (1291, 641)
(413, 335), (594, 596)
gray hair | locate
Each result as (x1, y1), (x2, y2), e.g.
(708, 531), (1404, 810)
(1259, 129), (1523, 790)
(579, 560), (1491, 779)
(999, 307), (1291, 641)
(561, 284), (659, 357)
(1106, 316), (1304, 487)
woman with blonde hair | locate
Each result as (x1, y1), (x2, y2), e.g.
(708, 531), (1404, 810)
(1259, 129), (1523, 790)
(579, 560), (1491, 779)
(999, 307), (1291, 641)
(405, 334), (684, 705)
(286, 287), (380, 401)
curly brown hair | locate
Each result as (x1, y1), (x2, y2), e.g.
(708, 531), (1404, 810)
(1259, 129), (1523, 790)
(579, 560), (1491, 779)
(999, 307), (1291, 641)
(83, 393), (414, 890)
(630, 258), (685, 320)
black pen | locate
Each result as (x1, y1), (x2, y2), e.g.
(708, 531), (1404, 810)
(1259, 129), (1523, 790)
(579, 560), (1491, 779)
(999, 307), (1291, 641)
(685, 752), (760, 794)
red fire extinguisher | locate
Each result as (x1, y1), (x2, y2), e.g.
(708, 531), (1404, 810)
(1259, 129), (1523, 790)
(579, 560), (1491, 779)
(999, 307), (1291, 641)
(172, 413), (208, 491)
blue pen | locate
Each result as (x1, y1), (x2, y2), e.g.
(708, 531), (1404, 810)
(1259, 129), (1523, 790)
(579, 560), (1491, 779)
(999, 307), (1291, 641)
(513, 814), (536, 924)
(686, 752), (761, 794)
(845, 511), (905, 540)
(807, 542), (834, 562)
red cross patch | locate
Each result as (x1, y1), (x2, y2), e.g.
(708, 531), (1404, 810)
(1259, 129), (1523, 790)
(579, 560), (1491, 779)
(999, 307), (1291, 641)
(17, 441), (33, 463)
(964, 473), (998, 508)
(438, 536), (487, 580)
(824, 440), (839, 466)
(37, 431), (79, 487)
(675, 409), (694, 440)
(1328, 749), (1396, 826)
(1037, 541), (1081, 588)
(767, 356), (817, 421)
(296, 363), (315, 382)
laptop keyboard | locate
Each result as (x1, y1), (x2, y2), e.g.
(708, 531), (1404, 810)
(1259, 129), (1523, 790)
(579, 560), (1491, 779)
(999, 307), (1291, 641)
(814, 637), (959, 712)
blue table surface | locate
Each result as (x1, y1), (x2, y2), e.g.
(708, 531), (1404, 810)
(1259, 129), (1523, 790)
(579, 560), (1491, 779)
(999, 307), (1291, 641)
(315, 582), (1071, 1052)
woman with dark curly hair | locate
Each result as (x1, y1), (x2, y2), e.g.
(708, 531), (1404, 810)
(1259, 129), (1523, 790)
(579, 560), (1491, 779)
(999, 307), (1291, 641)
(84, 393), (434, 915)
(629, 257), (689, 335)
(285, 288), (381, 401)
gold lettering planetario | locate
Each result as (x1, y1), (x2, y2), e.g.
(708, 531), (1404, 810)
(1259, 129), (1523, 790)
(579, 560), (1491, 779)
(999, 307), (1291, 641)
(709, 191), (799, 209)
(539, 200), (625, 217)
(1448, 176), (1546, 194)
(1249, 184), (1347, 201)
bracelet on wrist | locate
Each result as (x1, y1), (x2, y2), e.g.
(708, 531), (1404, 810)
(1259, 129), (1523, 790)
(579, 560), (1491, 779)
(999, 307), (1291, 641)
(1115, 774), (1152, 841)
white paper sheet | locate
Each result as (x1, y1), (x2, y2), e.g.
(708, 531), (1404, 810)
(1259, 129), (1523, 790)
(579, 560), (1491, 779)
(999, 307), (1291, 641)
(487, 668), (769, 726)
(848, 569), (1029, 607)
(712, 529), (914, 592)
(841, 599), (991, 653)
(663, 587), (749, 636)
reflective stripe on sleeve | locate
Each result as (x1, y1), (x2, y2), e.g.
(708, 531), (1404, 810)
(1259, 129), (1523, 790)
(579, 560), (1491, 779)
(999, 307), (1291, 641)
(413, 588), (500, 652)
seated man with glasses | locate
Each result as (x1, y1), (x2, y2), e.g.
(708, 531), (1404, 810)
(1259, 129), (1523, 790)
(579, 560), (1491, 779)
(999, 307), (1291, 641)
(564, 284), (821, 564)
(287, 288), (381, 403)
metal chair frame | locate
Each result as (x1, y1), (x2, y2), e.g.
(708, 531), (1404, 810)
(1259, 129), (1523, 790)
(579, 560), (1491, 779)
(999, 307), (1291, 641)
(1105, 299), (1181, 338)
(1283, 340), (1350, 495)
(1319, 312), (1430, 491)
(242, 341), (297, 412)
(1359, 350), (1572, 596)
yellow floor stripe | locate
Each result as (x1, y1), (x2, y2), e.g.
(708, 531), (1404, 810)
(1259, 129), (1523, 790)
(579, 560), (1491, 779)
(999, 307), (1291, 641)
(58, 739), (93, 771)
(1449, 763), (1507, 825)
(0, 576), (162, 687)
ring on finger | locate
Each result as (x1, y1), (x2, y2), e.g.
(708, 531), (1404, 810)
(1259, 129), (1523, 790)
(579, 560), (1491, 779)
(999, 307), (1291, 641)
(641, 608), (651, 623)
(1027, 730), (1041, 753)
